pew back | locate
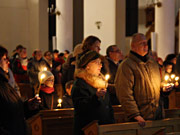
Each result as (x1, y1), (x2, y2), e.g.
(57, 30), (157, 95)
(41, 108), (74, 135)
(83, 118), (180, 135)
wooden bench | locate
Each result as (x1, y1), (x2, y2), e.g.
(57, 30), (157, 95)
(26, 106), (124, 135)
(83, 118), (180, 135)
(169, 90), (180, 109)
(40, 108), (74, 135)
(27, 105), (180, 135)
(27, 113), (42, 135)
(27, 108), (74, 135)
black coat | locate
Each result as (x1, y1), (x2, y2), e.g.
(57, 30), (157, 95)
(62, 94), (73, 108)
(107, 58), (121, 105)
(71, 78), (114, 135)
(0, 68), (27, 135)
(39, 90), (59, 110)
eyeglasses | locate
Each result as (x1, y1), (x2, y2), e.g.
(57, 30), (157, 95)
(137, 41), (148, 46)
(46, 79), (54, 82)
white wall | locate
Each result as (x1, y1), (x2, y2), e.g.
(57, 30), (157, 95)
(84, 0), (116, 55)
(56, 0), (73, 52)
(0, 0), (48, 57)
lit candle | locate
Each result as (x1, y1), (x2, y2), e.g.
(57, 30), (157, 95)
(104, 74), (110, 88)
(57, 98), (62, 108)
(105, 74), (110, 81)
(171, 74), (175, 79)
(164, 75), (169, 82)
(36, 73), (46, 97)
(175, 76), (179, 82)
(43, 67), (47, 71)
(175, 76), (179, 87)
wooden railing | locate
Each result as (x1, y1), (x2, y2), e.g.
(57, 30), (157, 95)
(27, 105), (180, 135)
(83, 118), (180, 135)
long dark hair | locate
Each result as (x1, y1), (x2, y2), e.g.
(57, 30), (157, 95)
(0, 46), (20, 103)
(0, 45), (8, 60)
(82, 36), (101, 51)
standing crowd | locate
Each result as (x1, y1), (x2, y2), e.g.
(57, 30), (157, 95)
(0, 33), (180, 135)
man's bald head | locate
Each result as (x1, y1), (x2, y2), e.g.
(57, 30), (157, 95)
(131, 33), (148, 56)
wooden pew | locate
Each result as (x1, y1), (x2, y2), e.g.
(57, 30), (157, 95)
(27, 105), (180, 135)
(83, 118), (180, 135)
(165, 108), (180, 118)
(169, 90), (180, 109)
(41, 108), (74, 135)
(112, 105), (127, 123)
(26, 113), (42, 135)
(27, 106), (123, 135)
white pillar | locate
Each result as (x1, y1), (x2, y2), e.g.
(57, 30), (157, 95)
(155, 0), (175, 60)
(56, 0), (73, 52)
(151, 32), (157, 52)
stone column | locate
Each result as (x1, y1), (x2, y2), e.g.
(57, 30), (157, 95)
(56, 0), (73, 52)
(155, 0), (175, 60)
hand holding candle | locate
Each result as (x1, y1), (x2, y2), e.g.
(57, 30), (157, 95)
(162, 74), (179, 92)
(97, 74), (110, 98)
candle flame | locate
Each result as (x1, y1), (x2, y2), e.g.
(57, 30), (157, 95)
(175, 76), (179, 81)
(58, 98), (62, 104)
(164, 75), (169, 81)
(105, 74), (110, 81)
(171, 74), (175, 79)
(40, 74), (46, 80)
(43, 67), (47, 71)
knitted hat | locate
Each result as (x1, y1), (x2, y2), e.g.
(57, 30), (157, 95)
(38, 71), (54, 84)
(77, 50), (100, 68)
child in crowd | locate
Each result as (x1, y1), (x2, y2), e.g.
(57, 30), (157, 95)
(38, 71), (59, 109)
(61, 80), (74, 108)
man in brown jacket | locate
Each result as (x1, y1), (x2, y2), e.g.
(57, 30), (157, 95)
(115, 33), (171, 127)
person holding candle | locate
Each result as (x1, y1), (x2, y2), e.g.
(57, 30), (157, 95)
(0, 45), (41, 135)
(115, 33), (172, 127)
(38, 70), (59, 110)
(27, 49), (50, 96)
(72, 50), (114, 135)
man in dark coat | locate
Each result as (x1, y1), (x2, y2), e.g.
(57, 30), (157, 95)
(106, 45), (124, 105)
(27, 49), (50, 95)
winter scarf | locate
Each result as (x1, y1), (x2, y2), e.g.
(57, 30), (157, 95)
(40, 85), (54, 94)
(75, 68), (108, 89)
